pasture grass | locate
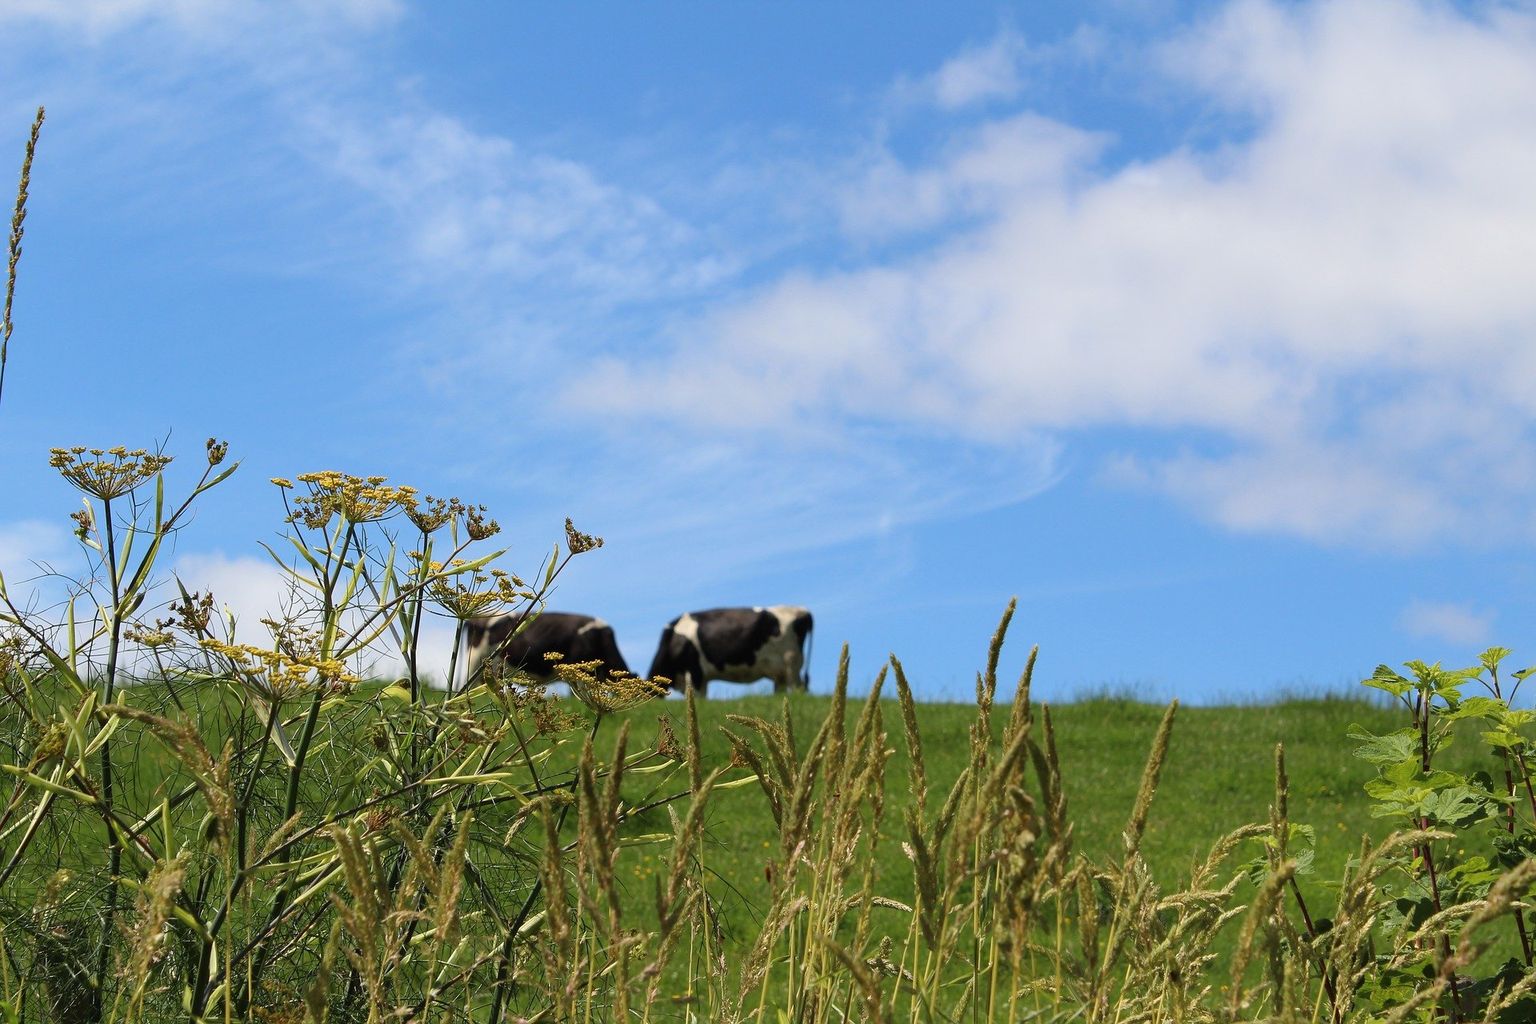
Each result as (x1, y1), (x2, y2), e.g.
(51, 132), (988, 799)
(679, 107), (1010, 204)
(22, 690), (1401, 895)
(6, 614), (1536, 1022)
(590, 693), (1456, 960)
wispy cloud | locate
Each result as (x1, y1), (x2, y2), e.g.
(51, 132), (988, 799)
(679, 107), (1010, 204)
(296, 103), (732, 303)
(888, 25), (1105, 113)
(838, 113), (1108, 238)
(907, 30), (1031, 110)
(1399, 600), (1493, 647)
(0, 519), (70, 596)
(583, 0), (1536, 548)
(0, 0), (401, 38)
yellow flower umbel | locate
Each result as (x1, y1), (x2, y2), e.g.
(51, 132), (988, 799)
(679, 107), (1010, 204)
(0, 629), (25, 679)
(424, 559), (532, 620)
(200, 638), (359, 700)
(400, 493), (501, 540)
(282, 471), (417, 529)
(49, 446), (172, 499)
(564, 517), (602, 554)
(123, 621), (175, 649)
(557, 660), (667, 713)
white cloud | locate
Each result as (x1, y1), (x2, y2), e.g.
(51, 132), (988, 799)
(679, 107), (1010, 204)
(298, 103), (729, 303)
(839, 113), (1108, 238)
(1399, 600), (1493, 647)
(0, 520), (72, 609)
(892, 25), (1105, 112)
(579, 0), (1536, 547)
(0, 519), (66, 576)
(0, 0), (400, 38)
(5, 0), (699, 310)
(563, 426), (1061, 584)
(171, 552), (293, 639)
(923, 31), (1030, 110)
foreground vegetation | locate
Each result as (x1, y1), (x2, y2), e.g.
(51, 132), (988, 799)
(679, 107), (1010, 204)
(3, 111), (1535, 1023)
(3, 560), (1535, 1023)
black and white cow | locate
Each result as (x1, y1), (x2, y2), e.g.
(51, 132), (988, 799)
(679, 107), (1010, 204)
(647, 606), (812, 696)
(462, 611), (631, 685)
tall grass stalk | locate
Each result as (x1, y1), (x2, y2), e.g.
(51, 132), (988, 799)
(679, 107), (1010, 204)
(1, 105), (42, 412)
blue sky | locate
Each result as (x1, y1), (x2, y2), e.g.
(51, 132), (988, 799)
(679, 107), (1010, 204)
(5, 0), (1536, 702)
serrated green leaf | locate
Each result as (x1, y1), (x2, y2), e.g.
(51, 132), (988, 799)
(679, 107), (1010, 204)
(1446, 695), (1505, 721)
(1349, 725), (1418, 765)
(1362, 665), (1411, 698)
(1480, 647), (1512, 674)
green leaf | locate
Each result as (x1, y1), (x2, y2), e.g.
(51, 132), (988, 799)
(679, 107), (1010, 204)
(263, 536), (323, 579)
(1421, 786), (1494, 827)
(201, 460), (241, 492)
(0, 764), (97, 803)
(114, 516), (136, 585)
(1349, 725), (1418, 766)
(1442, 855), (1501, 897)
(1446, 696), (1506, 721)
(1479, 647), (1512, 674)
(543, 541), (560, 589)
(1480, 727), (1526, 752)
(1490, 828), (1536, 868)
(1362, 664), (1411, 699)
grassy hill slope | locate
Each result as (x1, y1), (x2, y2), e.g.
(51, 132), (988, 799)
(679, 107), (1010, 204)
(590, 692), (1432, 958)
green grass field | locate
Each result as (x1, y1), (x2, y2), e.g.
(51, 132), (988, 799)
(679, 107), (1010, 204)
(584, 691), (1435, 960)
(7, 664), (1531, 1020)
(98, 686), (1423, 958)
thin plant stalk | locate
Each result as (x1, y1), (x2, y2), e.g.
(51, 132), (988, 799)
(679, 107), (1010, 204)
(1, 106), (43, 412)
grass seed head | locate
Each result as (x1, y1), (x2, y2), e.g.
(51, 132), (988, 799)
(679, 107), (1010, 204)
(124, 852), (189, 988)
(3, 106), (42, 388)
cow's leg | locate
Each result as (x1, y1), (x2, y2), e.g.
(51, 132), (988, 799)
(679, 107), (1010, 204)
(781, 652), (806, 693)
